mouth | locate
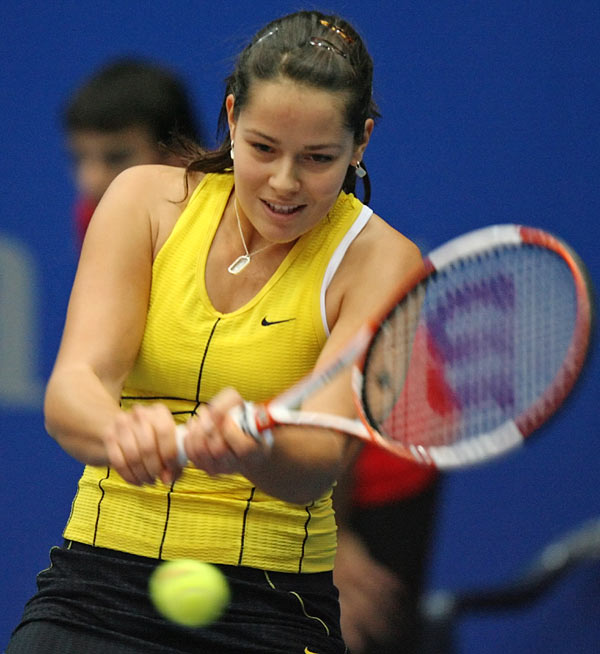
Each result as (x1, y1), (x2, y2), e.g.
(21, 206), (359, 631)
(262, 199), (305, 216)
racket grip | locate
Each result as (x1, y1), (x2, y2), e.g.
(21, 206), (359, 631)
(175, 424), (189, 466)
(230, 402), (275, 448)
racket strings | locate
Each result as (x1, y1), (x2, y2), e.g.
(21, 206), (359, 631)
(361, 244), (580, 460)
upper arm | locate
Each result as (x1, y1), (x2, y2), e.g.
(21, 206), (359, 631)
(303, 217), (423, 419)
(53, 167), (159, 398)
(328, 217), (423, 339)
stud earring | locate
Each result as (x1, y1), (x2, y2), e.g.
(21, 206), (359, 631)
(355, 161), (366, 178)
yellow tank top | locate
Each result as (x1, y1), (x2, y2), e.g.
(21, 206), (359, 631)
(63, 173), (372, 573)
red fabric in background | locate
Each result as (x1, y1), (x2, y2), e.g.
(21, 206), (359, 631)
(74, 196), (97, 248)
(352, 442), (438, 507)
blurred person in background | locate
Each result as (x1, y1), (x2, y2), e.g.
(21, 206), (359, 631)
(335, 447), (441, 653)
(63, 58), (203, 246)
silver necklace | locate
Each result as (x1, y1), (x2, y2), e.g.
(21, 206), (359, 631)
(228, 199), (272, 274)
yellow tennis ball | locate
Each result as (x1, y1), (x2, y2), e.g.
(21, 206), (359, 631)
(149, 559), (230, 628)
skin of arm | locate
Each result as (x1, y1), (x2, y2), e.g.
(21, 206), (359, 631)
(44, 165), (184, 485)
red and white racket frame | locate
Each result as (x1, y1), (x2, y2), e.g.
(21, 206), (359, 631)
(351, 224), (594, 468)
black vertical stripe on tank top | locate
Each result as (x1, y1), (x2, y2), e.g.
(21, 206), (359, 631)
(194, 318), (221, 403)
(157, 479), (175, 560)
(237, 486), (257, 565)
(92, 467), (111, 546)
(298, 502), (314, 573)
(159, 318), (221, 556)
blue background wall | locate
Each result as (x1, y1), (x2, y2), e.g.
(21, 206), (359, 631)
(1, 1), (599, 651)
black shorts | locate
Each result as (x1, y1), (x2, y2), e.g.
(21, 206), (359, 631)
(6, 542), (346, 654)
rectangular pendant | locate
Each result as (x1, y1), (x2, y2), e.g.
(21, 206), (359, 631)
(228, 254), (251, 275)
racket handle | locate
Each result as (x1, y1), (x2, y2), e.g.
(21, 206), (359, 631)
(174, 403), (274, 466)
(230, 402), (275, 448)
(175, 424), (189, 466)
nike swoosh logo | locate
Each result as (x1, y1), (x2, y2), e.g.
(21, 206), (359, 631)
(261, 317), (296, 326)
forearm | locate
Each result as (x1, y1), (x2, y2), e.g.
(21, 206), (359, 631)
(240, 425), (360, 504)
(44, 364), (123, 465)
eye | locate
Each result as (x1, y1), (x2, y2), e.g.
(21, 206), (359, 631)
(305, 153), (335, 164)
(252, 142), (273, 154)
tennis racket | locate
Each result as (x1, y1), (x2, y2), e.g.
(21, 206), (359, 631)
(177, 224), (593, 470)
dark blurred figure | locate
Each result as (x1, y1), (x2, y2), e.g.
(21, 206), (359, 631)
(63, 58), (202, 245)
(335, 445), (441, 654)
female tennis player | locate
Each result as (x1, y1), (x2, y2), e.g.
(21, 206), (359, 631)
(6, 10), (422, 653)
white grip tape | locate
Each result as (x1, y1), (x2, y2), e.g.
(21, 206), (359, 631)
(175, 424), (189, 466)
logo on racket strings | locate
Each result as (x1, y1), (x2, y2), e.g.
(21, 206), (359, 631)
(425, 272), (516, 412)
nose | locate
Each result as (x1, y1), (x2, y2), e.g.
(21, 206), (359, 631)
(268, 157), (301, 194)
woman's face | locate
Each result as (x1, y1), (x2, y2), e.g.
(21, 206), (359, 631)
(226, 77), (372, 245)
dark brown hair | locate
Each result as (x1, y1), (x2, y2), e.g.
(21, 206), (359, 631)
(180, 10), (379, 202)
(65, 58), (202, 147)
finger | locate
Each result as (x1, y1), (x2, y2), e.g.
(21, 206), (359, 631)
(205, 388), (244, 431)
(129, 406), (167, 482)
(198, 409), (242, 475)
(184, 412), (225, 475)
(104, 435), (140, 485)
(204, 390), (269, 457)
(144, 404), (182, 484)
(105, 417), (152, 485)
(220, 409), (269, 460)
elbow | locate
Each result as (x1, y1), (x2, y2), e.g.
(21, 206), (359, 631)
(43, 385), (107, 466)
(279, 461), (343, 505)
(284, 482), (335, 506)
(44, 416), (58, 442)
(251, 465), (339, 505)
(43, 377), (69, 445)
(43, 385), (60, 442)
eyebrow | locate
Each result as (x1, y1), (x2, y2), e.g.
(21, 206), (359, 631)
(245, 129), (343, 151)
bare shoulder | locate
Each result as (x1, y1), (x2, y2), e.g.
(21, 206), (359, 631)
(340, 212), (423, 289)
(89, 165), (205, 257)
(359, 213), (421, 267)
(325, 213), (424, 333)
(102, 164), (201, 209)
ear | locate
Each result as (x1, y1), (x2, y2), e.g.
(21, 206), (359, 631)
(353, 118), (374, 163)
(226, 94), (236, 141)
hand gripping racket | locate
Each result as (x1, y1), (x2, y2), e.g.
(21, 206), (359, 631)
(177, 224), (593, 470)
